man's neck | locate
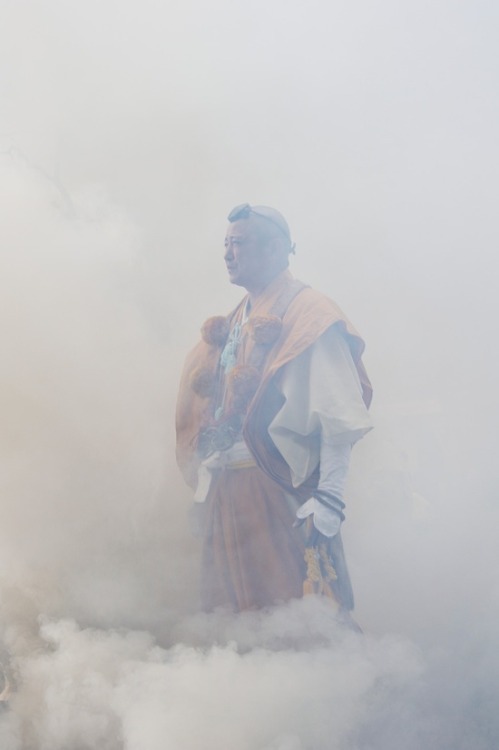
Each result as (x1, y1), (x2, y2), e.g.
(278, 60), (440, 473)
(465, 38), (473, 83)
(245, 269), (288, 305)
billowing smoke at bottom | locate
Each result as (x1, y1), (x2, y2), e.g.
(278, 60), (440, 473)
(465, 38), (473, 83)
(0, 158), (497, 749)
(0, 600), (421, 750)
(0, 597), (496, 750)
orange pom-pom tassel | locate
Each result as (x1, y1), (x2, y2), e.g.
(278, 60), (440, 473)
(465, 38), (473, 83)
(248, 315), (282, 346)
(201, 316), (230, 347)
(227, 365), (260, 411)
(190, 366), (216, 398)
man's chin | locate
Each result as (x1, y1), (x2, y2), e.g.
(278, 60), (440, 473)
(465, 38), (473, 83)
(227, 273), (244, 287)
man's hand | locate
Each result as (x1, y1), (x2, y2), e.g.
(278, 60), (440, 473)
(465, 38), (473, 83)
(295, 490), (345, 538)
(296, 498), (342, 537)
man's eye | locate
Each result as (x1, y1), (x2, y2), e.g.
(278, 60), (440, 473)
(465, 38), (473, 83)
(225, 238), (243, 248)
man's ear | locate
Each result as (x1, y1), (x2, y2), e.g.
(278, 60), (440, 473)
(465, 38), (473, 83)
(267, 237), (290, 269)
(267, 236), (282, 258)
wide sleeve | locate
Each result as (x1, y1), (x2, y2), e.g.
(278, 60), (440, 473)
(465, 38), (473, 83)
(268, 323), (373, 488)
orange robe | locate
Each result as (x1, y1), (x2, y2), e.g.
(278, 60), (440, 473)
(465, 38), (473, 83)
(176, 271), (372, 611)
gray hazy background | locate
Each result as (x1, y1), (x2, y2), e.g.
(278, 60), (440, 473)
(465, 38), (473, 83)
(0, 1), (498, 748)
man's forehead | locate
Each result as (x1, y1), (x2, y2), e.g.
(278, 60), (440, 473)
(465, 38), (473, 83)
(225, 219), (256, 239)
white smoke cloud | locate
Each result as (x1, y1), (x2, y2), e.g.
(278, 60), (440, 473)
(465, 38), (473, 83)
(0, 0), (498, 747)
(0, 156), (199, 635)
(3, 600), (426, 750)
(2, 597), (497, 750)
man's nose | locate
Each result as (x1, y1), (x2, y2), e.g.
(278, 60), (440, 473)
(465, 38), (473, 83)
(224, 243), (234, 260)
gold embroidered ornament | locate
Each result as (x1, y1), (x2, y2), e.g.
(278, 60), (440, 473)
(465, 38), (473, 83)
(302, 517), (338, 600)
(303, 543), (338, 600)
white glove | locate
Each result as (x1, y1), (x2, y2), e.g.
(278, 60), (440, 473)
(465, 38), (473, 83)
(296, 438), (351, 538)
(296, 494), (343, 538)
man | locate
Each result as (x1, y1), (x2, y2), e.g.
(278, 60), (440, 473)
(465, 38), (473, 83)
(176, 204), (372, 614)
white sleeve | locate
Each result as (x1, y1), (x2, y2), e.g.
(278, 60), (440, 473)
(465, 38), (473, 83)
(268, 324), (372, 489)
(318, 438), (352, 501)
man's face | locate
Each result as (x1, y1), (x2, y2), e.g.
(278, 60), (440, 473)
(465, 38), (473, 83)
(224, 219), (272, 290)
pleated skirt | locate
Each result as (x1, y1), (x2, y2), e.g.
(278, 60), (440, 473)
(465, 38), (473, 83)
(201, 465), (305, 611)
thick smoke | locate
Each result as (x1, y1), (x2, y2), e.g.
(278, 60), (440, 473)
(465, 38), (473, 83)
(0, 0), (498, 748)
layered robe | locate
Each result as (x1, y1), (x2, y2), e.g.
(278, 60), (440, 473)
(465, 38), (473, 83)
(176, 270), (372, 611)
